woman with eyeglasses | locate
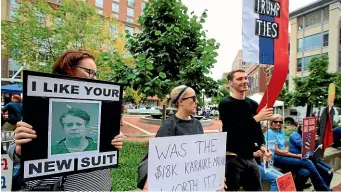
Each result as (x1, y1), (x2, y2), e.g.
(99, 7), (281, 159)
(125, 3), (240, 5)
(266, 114), (330, 191)
(8, 49), (123, 191)
(138, 85), (226, 191)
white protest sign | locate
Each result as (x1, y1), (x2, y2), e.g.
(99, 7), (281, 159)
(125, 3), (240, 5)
(1, 154), (13, 191)
(148, 132), (227, 191)
(27, 75), (121, 101)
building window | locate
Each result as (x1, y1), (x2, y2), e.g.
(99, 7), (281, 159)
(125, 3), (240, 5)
(9, 0), (18, 19)
(95, 0), (103, 8)
(113, 0), (119, 2)
(142, 1), (147, 10)
(127, 0), (134, 7)
(127, 17), (134, 23)
(323, 7), (329, 22)
(297, 39), (303, 52)
(127, 7), (134, 17)
(125, 26), (134, 35)
(112, 3), (119, 13)
(298, 31), (329, 52)
(297, 58), (302, 72)
(111, 24), (118, 39)
(323, 31), (329, 47)
(8, 58), (22, 79)
(97, 9), (103, 15)
(112, 13), (119, 19)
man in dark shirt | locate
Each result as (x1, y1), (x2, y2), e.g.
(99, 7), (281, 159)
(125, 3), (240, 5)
(2, 94), (22, 131)
(219, 69), (273, 191)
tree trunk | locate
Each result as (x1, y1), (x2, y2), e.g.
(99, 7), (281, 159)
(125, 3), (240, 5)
(162, 104), (166, 123)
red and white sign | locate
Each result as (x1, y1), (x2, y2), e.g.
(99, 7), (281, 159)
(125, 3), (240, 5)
(302, 117), (316, 159)
(276, 172), (296, 192)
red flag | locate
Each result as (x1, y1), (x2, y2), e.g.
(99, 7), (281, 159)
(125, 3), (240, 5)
(323, 112), (334, 149)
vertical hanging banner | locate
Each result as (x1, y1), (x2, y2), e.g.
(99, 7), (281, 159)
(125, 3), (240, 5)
(242, 0), (289, 111)
(21, 71), (123, 180)
(1, 154), (13, 191)
(302, 117), (316, 159)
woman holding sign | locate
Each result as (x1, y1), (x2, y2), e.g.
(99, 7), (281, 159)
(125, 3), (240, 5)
(266, 114), (330, 191)
(8, 49), (123, 191)
(138, 85), (226, 191)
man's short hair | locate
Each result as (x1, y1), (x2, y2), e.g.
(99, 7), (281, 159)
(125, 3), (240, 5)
(227, 69), (246, 81)
(59, 108), (90, 128)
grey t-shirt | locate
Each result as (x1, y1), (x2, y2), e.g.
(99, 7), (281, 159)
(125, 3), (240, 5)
(156, 115), (204, 137)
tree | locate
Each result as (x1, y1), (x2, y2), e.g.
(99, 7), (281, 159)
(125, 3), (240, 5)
(123, 87), (145, 104)
(278, 86), (293, 108)
(107, 0), (220, 101)
(1, 0), (123, 80)
(210, 78), (230, 105)
(290, 54), (340, 115)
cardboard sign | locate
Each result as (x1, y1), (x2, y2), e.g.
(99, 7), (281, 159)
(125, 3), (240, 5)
(148, 133), (227, 191)
(276, 172), (296, 192)
(302, 117), (316, 159)
(22, 71), (123, 180)
(1, 154), (13, 191)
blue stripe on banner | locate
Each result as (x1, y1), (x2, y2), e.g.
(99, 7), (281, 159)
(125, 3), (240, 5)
(259, 15), (274, 65)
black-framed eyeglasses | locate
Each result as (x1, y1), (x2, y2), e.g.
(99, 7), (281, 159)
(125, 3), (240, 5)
(181, 95), (197, 102)
(273, 121), (283, 124)
(74, 66), (98, 79)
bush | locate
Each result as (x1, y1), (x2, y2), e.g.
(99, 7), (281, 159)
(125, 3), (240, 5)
(111, 142), (148, 191)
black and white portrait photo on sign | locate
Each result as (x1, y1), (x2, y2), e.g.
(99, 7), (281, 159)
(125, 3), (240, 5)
(21, 71), (123, 180)
(49, 99), (101, 157)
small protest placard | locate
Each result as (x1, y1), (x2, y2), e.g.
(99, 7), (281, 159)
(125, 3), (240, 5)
(302, 117), (316, 159)
(276, 172), (296, 192)
(148, 132), (227, 191)
(22, 71), (123, 180)
(1, 154), (13, 191)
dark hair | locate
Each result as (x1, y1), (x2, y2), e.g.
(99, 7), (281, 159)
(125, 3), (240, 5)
(52, 49), (95, 76)
(59, 108), (90, 128)
(227, 69), (246, 81)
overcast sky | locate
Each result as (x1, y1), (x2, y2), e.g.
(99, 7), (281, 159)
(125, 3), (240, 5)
(181, 0), (316, 80)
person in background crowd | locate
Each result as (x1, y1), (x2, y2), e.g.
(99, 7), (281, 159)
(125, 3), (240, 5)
(332, 122), (341, 148)
(138, 85), (226, 191)
(1, 94), (22, 131)
(289, 125), (334, 188)
(8, 49), (123, 191)
(267, 114), (330, 191)
(219, 69), (273, 191)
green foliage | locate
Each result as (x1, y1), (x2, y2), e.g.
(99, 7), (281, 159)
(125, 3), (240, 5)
(278, 86), (293, 107)
(111, 142), (147, 191)
(109, 0), (220, 99)
(289, 54), (341, 108)
(123, 87), (145, 104)
(1, 0), (120, 80)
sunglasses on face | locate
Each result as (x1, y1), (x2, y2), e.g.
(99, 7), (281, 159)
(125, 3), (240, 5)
(74, 66), (98, 79)
(273, 121), (283, 124)
(181, 95), (197, 102)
